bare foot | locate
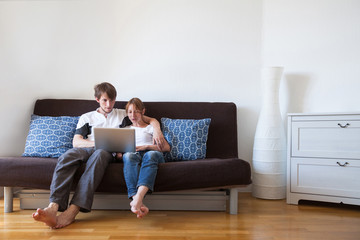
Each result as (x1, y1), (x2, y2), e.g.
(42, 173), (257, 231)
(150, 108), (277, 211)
(53, 205), (80, 229)
(32, 207), (57, 228)
(130, 196), (149, 218)
(139, 205), (149, 218)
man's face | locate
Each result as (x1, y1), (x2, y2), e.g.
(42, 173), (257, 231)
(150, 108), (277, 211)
(96, 93), (116, 114)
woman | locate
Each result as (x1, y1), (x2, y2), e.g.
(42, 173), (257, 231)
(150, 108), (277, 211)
(122, 97), (170, 218)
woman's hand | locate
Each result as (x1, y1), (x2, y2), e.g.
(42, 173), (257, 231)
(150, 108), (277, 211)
(136, 145), (161, 152)
(136, 145), (148, 152)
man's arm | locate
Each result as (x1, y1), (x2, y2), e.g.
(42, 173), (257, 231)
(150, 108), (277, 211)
(142, 115), (165, 150)
(72, 134), (95, 148)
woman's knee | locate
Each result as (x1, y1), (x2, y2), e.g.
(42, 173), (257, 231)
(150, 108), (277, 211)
(123, 152), (139, 163)
(144, 151), (164, 163)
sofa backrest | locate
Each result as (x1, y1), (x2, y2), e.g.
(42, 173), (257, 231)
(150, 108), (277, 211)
(33, 99), (238, 159)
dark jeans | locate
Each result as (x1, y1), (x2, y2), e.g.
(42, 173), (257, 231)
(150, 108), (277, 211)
(49, 147), (113, 212)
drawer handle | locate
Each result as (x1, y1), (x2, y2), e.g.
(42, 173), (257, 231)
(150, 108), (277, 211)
(336, 161), (349, 167)
(338, 123), (350, 128)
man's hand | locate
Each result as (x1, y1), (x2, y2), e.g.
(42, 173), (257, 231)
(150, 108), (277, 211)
(152, 130), (165, 151)
(115, 152), (123, 160)
(142, 115), (166, 150)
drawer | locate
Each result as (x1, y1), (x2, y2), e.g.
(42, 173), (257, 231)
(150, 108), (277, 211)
(291, 120), (360, 159)
(290, 158), (360, 198)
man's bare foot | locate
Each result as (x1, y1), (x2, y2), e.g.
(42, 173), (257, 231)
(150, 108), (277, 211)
(53, 204), (80, 229)
(32, 204), (58, 228)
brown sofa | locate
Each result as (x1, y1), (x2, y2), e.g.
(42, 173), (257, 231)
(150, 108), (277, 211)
(0, 99), (251, 214)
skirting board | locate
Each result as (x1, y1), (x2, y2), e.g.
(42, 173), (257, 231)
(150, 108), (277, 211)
(16, 189), (228, 212)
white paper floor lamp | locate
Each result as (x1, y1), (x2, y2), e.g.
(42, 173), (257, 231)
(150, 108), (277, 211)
(252, 66), (286, 199)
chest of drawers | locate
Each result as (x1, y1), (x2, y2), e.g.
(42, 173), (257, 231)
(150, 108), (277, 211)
(287, 113), (360, 205)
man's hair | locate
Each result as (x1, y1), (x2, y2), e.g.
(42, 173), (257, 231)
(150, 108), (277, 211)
(94, 82), (117, 100)
(126, 97), (145, 113)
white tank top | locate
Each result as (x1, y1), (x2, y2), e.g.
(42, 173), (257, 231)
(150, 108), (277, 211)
(130, 125), (153, 147)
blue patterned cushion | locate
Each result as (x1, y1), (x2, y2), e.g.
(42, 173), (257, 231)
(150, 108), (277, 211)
(22, 115), (80, 158)
(161, 118), (211, 161)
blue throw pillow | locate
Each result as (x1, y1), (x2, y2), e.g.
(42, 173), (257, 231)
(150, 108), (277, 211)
(22, 115), (80, 158)
(161, 118), (211, 161)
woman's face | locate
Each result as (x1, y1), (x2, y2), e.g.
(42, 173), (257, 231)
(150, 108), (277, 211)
(127, 104), (144, 124)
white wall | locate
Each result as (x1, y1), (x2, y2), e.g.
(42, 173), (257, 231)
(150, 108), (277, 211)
(0, 0), (262, 164)
(262, 0), (360, 115)
(0, 0), (359, 175)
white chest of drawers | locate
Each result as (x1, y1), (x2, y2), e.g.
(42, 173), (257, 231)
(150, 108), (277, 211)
(287, 113), (360, 205)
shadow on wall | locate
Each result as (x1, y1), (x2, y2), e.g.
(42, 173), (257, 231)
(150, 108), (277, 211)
(237, 106), (258, 176)
(284, 74), (311, 114)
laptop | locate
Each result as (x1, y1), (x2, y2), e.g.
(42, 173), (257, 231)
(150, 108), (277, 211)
(93, 127), (136, 152)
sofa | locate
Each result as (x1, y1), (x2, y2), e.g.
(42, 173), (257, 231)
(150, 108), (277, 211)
(0, 99), (251, 214)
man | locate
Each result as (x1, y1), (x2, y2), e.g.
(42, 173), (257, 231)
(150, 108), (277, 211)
(32, 82), (165, 229)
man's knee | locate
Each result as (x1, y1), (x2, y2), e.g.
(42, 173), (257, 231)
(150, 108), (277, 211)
(92, 149), (113, 163)
(57, 148), (86, 165)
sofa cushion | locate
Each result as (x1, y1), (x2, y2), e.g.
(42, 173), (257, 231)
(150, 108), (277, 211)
(22, 115), (79, 158)
(161, 117), (211, 161)
(0, 157), (252, 192)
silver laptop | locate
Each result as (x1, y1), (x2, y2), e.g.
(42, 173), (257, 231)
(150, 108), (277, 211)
(93, 127), (136, 152)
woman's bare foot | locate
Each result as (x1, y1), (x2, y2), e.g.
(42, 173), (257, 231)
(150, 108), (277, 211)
(130, 199), (149, 218)
(53, 204), (80, 229)
(32, 203), (58, 228)
(130, 186), (150, 218)
(139, 205), (149, 218)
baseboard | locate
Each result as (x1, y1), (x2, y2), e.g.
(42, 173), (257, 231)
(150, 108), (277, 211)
(16, 189), (228, 211)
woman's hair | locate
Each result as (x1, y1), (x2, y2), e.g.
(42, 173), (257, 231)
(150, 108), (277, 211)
(94, 82), (117, 100)
(126, 97), (145, 113)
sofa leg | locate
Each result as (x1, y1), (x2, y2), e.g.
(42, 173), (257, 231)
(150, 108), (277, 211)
(4, 187), (13, 213)
(229, 188), (238, 215)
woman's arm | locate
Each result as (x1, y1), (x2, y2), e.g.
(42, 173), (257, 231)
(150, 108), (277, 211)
(72, 134), (95, 148)
(136, 140), (171, 152)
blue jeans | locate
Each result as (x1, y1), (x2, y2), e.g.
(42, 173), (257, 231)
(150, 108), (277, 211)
(123, 151), (165, 198)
